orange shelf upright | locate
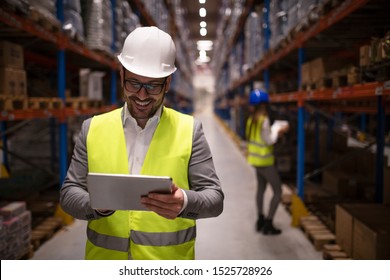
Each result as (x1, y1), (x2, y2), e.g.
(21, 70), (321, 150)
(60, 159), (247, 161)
(0, 7), (118, 70)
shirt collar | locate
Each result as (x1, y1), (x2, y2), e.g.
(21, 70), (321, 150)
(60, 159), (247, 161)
(123, 103), (163, 128)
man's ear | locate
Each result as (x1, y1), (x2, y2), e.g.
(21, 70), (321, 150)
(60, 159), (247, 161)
(165, 76), (172, 93)
(120, 67), (124, 87)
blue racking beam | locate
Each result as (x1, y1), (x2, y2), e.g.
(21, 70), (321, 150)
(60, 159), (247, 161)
(296, 48), (305, 199)
(57, 0), (67, 185)
(314, 111), (320, 181)
(297, 100), (305, 199)
(110, 0), (117, 105)
(360, 113), (367, 132)
(1, 121), (8, 171)
(263, 0), (270, 91)
(376, 96), (385, 203)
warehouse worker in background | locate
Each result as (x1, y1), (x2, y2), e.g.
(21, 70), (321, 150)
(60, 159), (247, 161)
(60, 26), (224, 260)
(246, 89), (288, 235)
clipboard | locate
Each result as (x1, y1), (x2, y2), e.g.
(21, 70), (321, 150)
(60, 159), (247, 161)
(87, 173), (172, 211)
(271, 120), (289, 137)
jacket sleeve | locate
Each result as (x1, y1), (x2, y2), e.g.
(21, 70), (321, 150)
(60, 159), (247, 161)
(59, 118), (105, 220)
(180, 119), (224, 219)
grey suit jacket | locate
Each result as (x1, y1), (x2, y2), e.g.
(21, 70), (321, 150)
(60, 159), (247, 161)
(60, 108), (224, 221)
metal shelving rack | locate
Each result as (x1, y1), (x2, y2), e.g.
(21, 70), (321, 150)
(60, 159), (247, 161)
(0, 0), (196, 190)
(0, 1), (120, 187)
(214, 0), (390, 202)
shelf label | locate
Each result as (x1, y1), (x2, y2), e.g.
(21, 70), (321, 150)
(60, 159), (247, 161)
(332, 88), (341, 98)
(375, 86), (383, 96)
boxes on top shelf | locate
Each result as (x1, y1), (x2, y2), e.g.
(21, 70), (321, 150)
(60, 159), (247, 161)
(0, 41), (26, 98)
(301, 56), (357, 89)
(0, 41), (24, 70)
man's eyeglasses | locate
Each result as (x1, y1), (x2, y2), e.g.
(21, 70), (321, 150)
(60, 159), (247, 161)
(124, 78), (167, 95)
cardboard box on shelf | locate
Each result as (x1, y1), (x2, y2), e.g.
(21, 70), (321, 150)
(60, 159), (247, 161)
(0, 68), (27, 97)
(301, 61), (311, 86)
(359, 45), (371, 66)
(14, 69), (27, 97)
(353, 219), (390, 260)
(0, 41), (24, 69)
(322, 170), (359, 198)
(335, 204), (354, 256)
(335, 204), (390, 259)
(0, 67), (16, 96)
(79, 69), (105, 101)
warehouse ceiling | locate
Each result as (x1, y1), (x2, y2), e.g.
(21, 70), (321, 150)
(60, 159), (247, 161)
(180, 0), (223, 65)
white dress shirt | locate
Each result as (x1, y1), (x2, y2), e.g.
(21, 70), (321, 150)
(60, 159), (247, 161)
(122, 104), (188, 210)
(123, 105), (162, 174)
(261, 117), (278, 145)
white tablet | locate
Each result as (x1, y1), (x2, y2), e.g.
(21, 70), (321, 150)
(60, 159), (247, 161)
(87, 173), (172, 211)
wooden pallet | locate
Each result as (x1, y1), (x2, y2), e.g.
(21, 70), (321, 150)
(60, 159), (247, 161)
(323, 244), (352, 260)
(88, 99), (103, 108)
(66, 97), (90, 110)
(0, 96), (28, 111)
(30, 216), (63, 251)
(300, 215), (336, 251)
(28, 97), (64, 110)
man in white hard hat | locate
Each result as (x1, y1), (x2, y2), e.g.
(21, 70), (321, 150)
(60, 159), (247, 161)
(60, 26), (224, 260)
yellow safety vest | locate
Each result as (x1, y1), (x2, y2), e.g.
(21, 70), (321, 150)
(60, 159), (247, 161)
(245, 116), (274, 167)
(85, 107), (196, 260)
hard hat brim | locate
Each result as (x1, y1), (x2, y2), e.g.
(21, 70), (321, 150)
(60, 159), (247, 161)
(117, 54), (177, 78)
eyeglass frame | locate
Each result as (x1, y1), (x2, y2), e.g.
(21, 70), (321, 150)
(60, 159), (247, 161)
(123, 77), (168, 96)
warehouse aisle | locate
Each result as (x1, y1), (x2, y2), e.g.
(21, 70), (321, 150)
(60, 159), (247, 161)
(32, 94), (321, 260)
(194, 111), (321, 259)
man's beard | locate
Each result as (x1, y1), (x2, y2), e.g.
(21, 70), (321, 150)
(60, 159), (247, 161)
(123, 89), (165, 120)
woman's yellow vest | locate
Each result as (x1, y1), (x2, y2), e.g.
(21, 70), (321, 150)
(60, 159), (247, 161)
(85, 107), (196, 260)
(245, 115), (274, 167)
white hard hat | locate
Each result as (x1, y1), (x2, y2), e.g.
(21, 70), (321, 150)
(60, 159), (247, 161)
(117, 26), (177, 78)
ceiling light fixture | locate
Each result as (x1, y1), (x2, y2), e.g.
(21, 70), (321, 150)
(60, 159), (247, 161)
(199, 0), (206, 4)
(199, 8), (206, 17)
(200, 21), (207, 28)
(196, 50), (210, 64)
(197, 40), (213, 51)
(200, 28), (207, 36)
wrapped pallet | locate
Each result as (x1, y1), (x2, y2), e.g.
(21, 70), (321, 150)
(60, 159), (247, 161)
(83, 0), (113, 54)
(63, 0), (85, 42)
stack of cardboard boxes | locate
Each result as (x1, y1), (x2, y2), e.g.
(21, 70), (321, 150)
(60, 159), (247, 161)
(0, 201), (32, 259)
(300, 56), (357, 90)
(336, 203), (390, 260)
(0, 41), (27, 110)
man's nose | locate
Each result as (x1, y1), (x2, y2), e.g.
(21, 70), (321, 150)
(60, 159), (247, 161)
(137, 86), (149, 98)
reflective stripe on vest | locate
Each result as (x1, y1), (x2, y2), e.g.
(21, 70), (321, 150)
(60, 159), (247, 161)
(86, 107), (196, 260)
(131, 227), (196, 246)
(246, 116), (274, 167)
(87, 227), (129, 252)
(87, 226), (196, 250)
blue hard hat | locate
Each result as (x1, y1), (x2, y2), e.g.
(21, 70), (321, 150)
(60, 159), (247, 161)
(249, 89), (269, 105)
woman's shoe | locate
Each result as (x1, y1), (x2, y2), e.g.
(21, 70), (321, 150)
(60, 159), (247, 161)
(262, 218), (282, 235)
(256, 214), (265, 232)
